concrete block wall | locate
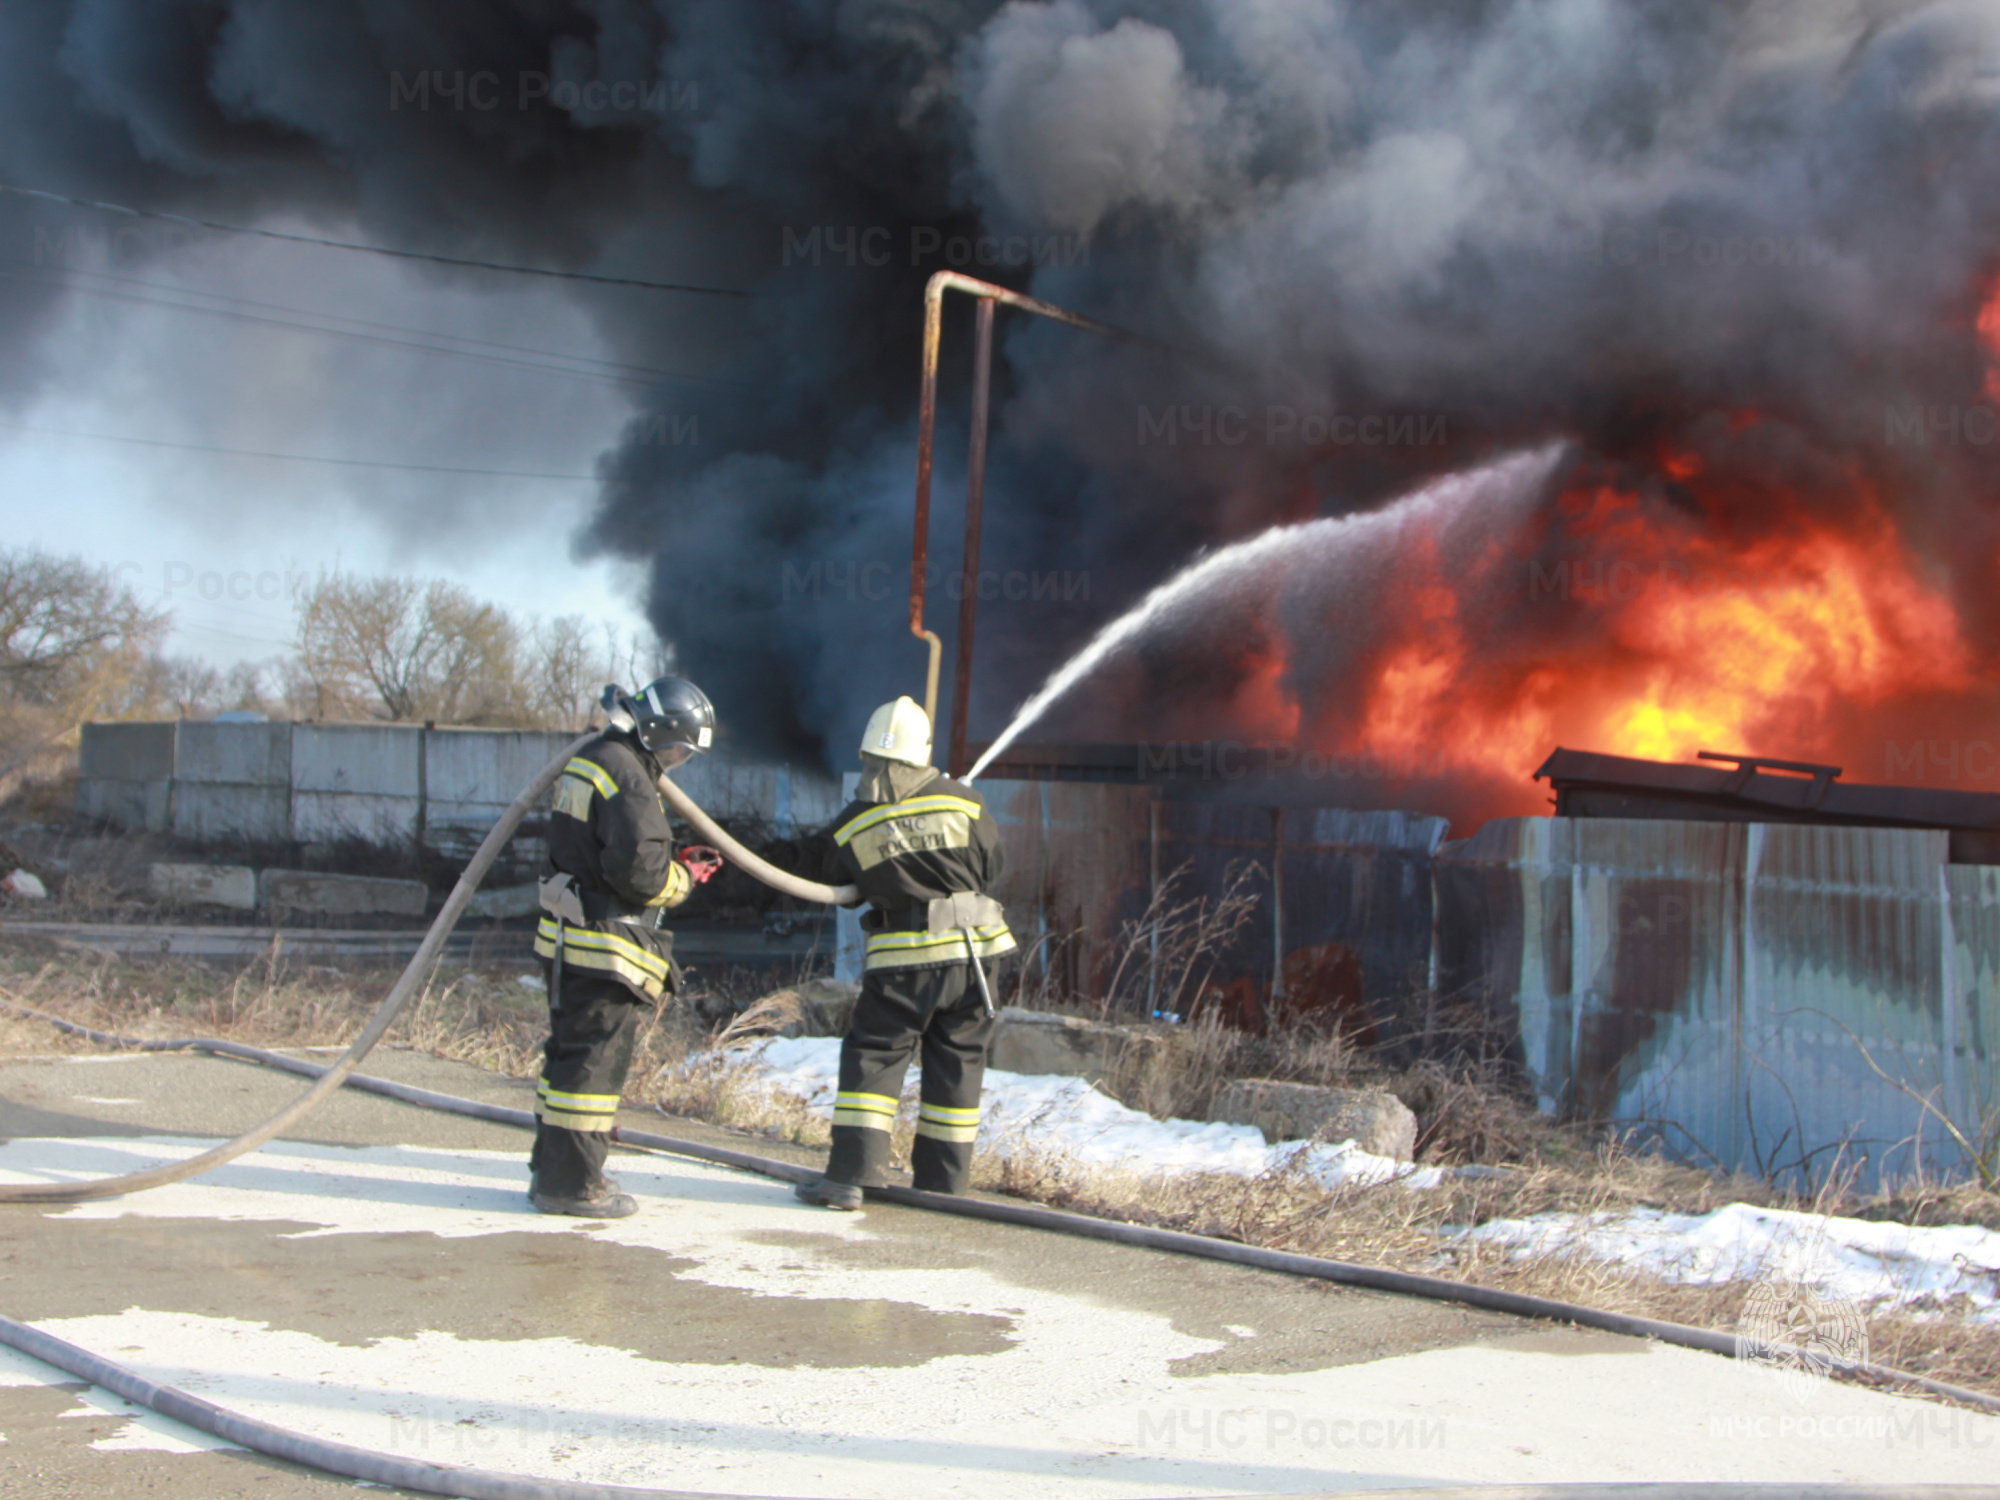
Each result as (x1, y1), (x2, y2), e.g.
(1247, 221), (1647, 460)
(290, 724), (424, 845)
(423, 728), (574, 854)
(171, 721), (291, 843)
(74, 721), (843, 854)
(74, 722), (175, 832)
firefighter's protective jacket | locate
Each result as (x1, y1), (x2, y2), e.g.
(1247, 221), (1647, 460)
(804, 774), (1016, 972)
(533, 730), (690, 1001)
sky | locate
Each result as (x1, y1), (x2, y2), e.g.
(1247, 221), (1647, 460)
(0, 209), (655, 673)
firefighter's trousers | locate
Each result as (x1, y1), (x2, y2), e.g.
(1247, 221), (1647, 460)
(530, 973), (646, 1199)
(824, 959), (996, 1195)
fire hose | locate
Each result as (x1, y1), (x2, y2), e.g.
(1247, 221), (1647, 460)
(0, 746), (1994, 1497)
(650, 771), (856, 905)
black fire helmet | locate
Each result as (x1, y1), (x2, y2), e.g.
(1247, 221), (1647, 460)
(602, 678), (715, 768)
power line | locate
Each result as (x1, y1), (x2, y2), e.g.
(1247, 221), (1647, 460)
(0, 181), (751, 298)
(0, 267), (663, 390)
(4, 259), (708, 383)
(0, 419), (602, 480)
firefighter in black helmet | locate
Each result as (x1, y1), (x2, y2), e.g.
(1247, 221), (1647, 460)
(529, 677), (724, 1217)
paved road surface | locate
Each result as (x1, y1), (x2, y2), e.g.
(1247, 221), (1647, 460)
(0, 1046), (1990, 1497)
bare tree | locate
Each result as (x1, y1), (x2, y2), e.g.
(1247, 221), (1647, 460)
(420, 583), (522, 723)
(0, 547), (169, 729)
(223, 659), (278, 714)
(118, 654), (223, 718)
(520, 617), (666, 728)
(527, 614), (597, 728)
(293, 571), (530, 725)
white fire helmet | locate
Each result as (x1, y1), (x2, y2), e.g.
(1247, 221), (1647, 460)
(860, 696), (932, 768)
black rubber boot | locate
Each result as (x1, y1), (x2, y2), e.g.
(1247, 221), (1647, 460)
(531, 1184), (638, 1218)
(793, 1178), (863, 1211)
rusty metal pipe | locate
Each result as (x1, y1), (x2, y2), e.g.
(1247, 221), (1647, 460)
(907, 271), (1173, 763)
(948, 298), (996, 775)
(922, 269), (1161, 348)
(911, 286), (946, 729)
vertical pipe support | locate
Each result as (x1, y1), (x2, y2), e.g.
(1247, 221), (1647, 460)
(1269, 806), (1286, 1030)
(1147, 796), (1162, 1017)
(903, 272), (1160, 761)
(911, 282), (947, 731)
(949, 297), (997, 776)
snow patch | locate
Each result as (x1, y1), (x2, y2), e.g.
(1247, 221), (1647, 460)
(1466, 1203), (2000, 1322)
(746, 1039), (2000, 1321)
(749, 1036), (1446, 1190)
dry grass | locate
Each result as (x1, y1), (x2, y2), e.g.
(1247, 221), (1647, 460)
(0, 936), (547, 1070)
(0, 933), (808, 1092)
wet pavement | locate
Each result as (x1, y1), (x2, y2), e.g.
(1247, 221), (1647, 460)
(0, 1046), (1992, 1497)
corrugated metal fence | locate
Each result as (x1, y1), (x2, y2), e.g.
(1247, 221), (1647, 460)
(1436, 817), (1999, 1189)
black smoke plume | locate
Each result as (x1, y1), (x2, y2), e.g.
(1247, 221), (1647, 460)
(5, 1), (2000, 775)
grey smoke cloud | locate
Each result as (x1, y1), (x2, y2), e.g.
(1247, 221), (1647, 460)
(3, 0), (1999, 775)
(966, 0), (1232, 235)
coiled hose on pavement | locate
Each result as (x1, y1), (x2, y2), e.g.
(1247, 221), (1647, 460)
(0, 749), (1993, 1498)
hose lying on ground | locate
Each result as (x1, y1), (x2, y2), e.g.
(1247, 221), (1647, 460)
(653, 771), (857, 906)
(5, 1002), (1997, 1427)
(0, 731), (594, 1205)
(0, 1308), (1982, 1500)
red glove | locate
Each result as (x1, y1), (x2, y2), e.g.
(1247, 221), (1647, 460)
(677, 845), (724, 884)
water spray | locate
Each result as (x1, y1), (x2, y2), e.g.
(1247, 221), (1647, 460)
(966, 447), (1567, 782)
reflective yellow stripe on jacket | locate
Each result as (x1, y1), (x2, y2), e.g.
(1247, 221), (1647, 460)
(648, 860), (691, 908)
(863, 921), (1016, 973)
(566, 757), (621, 798)
(834, 795), (983, 873)
(553, 757), (621, 821)
(533, 915), (673, 1001)
(832, 794), (981, 844)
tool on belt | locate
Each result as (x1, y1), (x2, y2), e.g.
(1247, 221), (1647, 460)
(537, 873), (588, 1011)
(926, 892), (1004, 1018)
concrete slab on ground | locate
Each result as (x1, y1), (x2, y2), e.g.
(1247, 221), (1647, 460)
(0, 1048), (1991, 1497)
(0, 920), (831, 966)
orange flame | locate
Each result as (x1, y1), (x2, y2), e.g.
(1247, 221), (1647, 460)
(1268, 463), (1978, 821)
(1981, 276), (2000, 400)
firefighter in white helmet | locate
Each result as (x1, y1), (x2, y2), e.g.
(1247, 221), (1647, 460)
(793, 697), (1015, 1209)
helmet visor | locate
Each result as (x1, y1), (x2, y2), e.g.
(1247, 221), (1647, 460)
(654, 742), (696, 771)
